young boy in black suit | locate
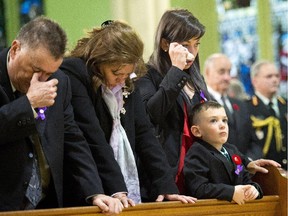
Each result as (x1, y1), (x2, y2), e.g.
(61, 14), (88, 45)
(184, 101), (263, 205)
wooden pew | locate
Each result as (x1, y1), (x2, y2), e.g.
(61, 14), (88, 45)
(0, 165), (286, 216)
(252, 165), (287, 216)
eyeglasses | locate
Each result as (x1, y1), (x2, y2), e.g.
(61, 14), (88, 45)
(101, 20), (114, 28)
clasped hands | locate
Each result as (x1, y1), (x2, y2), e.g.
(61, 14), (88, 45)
(233, 185), (259, 205)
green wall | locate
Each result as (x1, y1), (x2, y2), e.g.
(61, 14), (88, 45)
(44, 0), (112, 50)
(4, 0), (20, 46)
(257, 0), (273, 60)
(3, 0), (275, 63)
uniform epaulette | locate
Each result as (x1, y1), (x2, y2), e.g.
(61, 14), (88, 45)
(277, 96), (286, 105)
(252, 95), (258, 106)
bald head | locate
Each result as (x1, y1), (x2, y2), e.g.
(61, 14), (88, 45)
(204, 53), (232, 95)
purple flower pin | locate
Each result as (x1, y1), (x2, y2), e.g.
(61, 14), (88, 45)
(235, 165), (244, 175)
(36, 107), (47, 120)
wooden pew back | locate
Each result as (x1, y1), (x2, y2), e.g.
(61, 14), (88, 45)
(0, 166), (286, 216)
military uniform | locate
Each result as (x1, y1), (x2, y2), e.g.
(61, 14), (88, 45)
(246, 95), (287, 170)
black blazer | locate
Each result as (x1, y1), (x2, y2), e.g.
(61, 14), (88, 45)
(0, 49), (103, 210)
(246, 95), (287, 169)
(184, 140), (263, 201)
(60, 58), (178, 201)
(136, 66), (204, 177)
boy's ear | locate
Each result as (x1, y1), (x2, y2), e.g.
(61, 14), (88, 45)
(191, 125), (201, 137)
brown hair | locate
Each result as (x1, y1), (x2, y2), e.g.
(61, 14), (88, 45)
(69, 20), (145, 92)
(148, 9), (209, 99)
(189, 101), (223, 126)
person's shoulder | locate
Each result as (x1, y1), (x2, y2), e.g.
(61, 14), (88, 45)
(277, 96), (287, 106)
(188, 141), (208, 154)
(60, 57), (89, 79)
(144, 65), (162, 79)
(61, 57), (85, 70)
(245, 95), (260, 107)
(136, 65), (162, 87)
(51, 69), (66, 79)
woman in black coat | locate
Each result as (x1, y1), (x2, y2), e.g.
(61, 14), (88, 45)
(136, 9), (210, 193)
(60, 20), (196, 204)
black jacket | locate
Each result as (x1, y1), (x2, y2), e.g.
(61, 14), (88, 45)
(0, 49), (103, 210)
(61, 58), (179, 201)
(184, 140), (263, 201)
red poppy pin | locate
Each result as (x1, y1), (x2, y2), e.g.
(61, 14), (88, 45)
(232, 104), (239, 111)
(231, 154), (243, 175)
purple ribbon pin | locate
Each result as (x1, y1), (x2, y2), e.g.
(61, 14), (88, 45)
(200, 90), (207, 102)
(36, 107), (47, 120)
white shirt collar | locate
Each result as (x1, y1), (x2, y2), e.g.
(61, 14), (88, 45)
(255, 91), (277, 106)
(255, 91), (279, 116)
(207, 86), (222, 102)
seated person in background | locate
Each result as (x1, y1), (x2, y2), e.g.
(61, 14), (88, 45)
(227, 78), (249, 101)
(184, 101), (263, 205)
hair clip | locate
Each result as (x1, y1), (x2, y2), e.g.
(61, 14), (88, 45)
(101, 20), (114, 28)
(129, 72), (137, 80)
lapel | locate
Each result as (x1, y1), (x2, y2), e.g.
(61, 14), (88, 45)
(35, 109), (48, 137)
(228, 97), (239, 128)
(200, 140), (235, 183)
(255, 96), (272, 118)
(214, 150), (235, 183)
(225, 146), (244, 184)
(176, 92), (185, 112)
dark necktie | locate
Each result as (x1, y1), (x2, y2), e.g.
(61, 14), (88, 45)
(25, 137), (42, 208)
(221, 96), (234, 124)
(25, 134), (51, 208)
(221, 147), (231, 163)
(268, 101), (276, 117)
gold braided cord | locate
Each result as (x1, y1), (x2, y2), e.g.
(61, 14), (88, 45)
(250, 116), (282, 156)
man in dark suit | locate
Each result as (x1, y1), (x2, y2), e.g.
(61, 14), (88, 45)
(203, 53), (257, 155)
(0, 16), (123, 213)
(246, 60), (287, 170)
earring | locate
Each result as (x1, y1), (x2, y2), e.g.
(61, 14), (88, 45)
(164, 49), (168, 52)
